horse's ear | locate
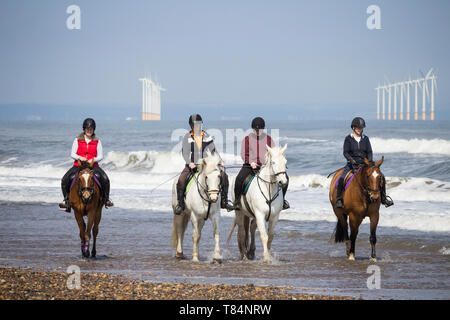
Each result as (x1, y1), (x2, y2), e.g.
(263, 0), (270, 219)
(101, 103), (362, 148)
(266, 144), (273, 154)
(364, 158), (371, 166)
(376, 156), (384, 167)
(197, 159), (206, 173)
(282, 144), (287, 155)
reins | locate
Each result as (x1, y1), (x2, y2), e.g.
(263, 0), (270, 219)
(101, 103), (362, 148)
(194, 169), (222, 221)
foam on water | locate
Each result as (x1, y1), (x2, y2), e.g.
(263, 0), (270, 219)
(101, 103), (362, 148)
(371, 137), (450, 156)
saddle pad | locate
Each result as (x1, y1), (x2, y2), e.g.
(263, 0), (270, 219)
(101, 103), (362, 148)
(185, 173), (198, 195)
(243, 175), (255, 195)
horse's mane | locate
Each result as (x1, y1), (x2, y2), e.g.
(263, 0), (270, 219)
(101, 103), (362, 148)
(263, 146), (284, 167)
(200, 153), (221, 175)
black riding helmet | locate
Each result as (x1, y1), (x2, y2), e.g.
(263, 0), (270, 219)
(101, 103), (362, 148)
(83, 118), (96, 131)
(251, 117), (265, 130)
(189, 114), (203, 128)
(351, 117), (366, 129)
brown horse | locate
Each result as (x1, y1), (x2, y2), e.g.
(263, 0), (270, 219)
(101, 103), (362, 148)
(69, 161), (103, 258)
(329, 157), (384, 261)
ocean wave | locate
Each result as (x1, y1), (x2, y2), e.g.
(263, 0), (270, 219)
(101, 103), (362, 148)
(102, 150), (243, 172)
(279, 136), (328, 143)
(371, 137), (450, 156)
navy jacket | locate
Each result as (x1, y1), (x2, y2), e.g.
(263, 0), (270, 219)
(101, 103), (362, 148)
(343, 134), (373, 164)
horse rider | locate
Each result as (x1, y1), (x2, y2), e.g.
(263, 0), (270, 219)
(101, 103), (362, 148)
(174, 114), (234, 215)
(335, 117), (393, 208)
(58, 118), (114, 212)
(234, 117), (290, 211)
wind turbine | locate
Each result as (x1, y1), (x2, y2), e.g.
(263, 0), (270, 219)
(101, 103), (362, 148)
(430, 73), (437, 120)
(376, 85), (381, 120)
(406, 75), (412, 120)
(399, 81), (404, 120)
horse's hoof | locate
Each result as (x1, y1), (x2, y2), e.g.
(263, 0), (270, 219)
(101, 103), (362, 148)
(241, 255), (248, 261)
(348, 253), (355, 261)
(370, 257), (377, 262)
(247, 253), (255, 260)
(175, 252), (185, 260)
(212, 258), (222, 264)
(192, 258), (199, 263)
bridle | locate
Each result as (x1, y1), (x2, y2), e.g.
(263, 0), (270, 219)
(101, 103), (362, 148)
(254, 156), (288, 221)
(195, 168), (222, 220)
(78, 169), (95, 205)
(355, 164), (382, 204)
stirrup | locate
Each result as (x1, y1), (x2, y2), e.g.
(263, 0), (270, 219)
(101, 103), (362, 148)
(59, 200), (70, 213)
(105, 199), (114, 209)
(174, 204), (184, 215)
(336, 198), (344, 208)
(282, 200), (290, 210)
(222, 200), (235, 212)
(383, 196), (394, 208)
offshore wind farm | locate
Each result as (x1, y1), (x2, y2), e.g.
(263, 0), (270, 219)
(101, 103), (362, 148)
(376, 68), (438, 121)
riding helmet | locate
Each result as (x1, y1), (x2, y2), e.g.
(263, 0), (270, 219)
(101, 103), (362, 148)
(189, 114), (203, 128)
(351, 117), (366, 129)
(83, 118), (96, 131)
(251, 117), (265, 130)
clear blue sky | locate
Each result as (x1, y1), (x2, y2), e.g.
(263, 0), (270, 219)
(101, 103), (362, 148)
(0, 0), (449, 119)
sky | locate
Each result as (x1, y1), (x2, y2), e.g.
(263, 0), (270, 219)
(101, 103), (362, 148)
(0, 0), (449, 120)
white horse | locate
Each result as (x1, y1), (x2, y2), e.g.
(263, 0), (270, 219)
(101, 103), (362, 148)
(228, 144), (288, 262)
(171, 152), (223, 263)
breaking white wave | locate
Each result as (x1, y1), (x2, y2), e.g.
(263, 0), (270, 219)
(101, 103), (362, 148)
(371, 138), (450, 156)
(279, 136), (328, 143)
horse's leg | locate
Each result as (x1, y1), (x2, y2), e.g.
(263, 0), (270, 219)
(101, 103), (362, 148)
(369, 212), (379, 262)
(83, 210), (95, 258)
(247, 218), (257, 260)
(211, 212), (222, 263)
(191, 214), (203, 262)
(255, 214), (270, 262)
(348, 213), (362, 261)
(172, 214), (185, 259)
(236, 213), (248, 260)
(91, 207), (102, 258)
(267, 214), (279, 251)
(74, 211), (87, 257)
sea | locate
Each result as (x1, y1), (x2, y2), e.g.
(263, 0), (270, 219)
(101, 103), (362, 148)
(0, 119), (449, 299)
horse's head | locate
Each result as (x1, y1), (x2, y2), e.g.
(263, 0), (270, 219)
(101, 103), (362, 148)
(197, 151), (222, 203)
(363, 156), (384, 203)
(78, 167), (95, 204)
(266, 144), (288, 187)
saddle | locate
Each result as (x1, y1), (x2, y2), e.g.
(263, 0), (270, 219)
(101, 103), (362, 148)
(334, 167), (361, 191)
(69, 171), (102, 192)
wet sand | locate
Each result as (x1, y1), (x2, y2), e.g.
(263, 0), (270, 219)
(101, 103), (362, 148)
(0, 203), (449, 299)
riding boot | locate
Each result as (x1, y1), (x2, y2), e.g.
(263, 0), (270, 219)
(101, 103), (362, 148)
(59, 180), (71, 213)
(336, 177), (345, 208)
(281, 183), (290, 210)
(380, 176), (394, 207)
(221, 190), (235, 211)
(58, 193), (71, 213)
(174, 186), (186, 215)
(103, 180), (114, 208)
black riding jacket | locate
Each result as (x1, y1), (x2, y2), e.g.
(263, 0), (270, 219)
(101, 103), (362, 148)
(343, 134), (373, 164)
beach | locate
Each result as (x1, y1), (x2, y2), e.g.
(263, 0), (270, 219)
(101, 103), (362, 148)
(0, 267), (351, 300)
(1, 120), (449, 300)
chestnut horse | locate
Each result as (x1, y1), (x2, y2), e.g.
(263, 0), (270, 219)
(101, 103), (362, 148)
(69, 161), (103, 258)
(329, 157), (384, 261)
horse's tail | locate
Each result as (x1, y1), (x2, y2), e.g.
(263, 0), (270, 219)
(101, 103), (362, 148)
(334, 219), (346, 243)
(227, 218), (237, 244)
